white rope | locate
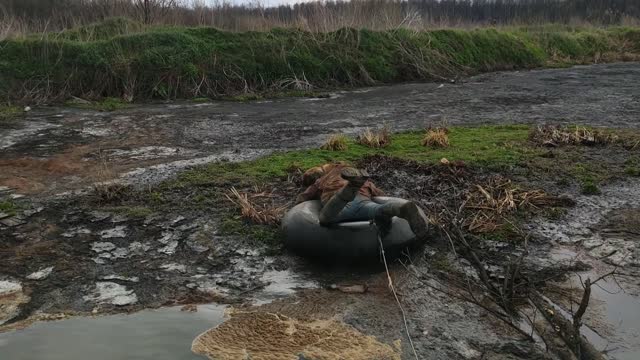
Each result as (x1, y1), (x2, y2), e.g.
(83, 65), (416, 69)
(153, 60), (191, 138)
(374, 222), (420, 360)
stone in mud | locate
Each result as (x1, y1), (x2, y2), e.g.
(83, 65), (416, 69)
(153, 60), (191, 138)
(187, 241), (209, 254)
(171, 216), (186, 225)
(157, 231), (177, 244)
(191, 311), (401, 360)
(26, 267), (54, 280)
(91, 242), (117, 253)
(0, 212), (10, 220)
(128, 241), (151, 255)
(0, 279), (30, 325)
(453, 340), (482, 359)
(582, 236), (604, 250)
(109, 214), (129, 223)
(99, 226), (127, 239)
(89, 211), (111, 222)
(101, 275), (140, 283)
(61, 226), (92, 238)
(22, 207), (44, 217)
(0, 217), (26, 227)
(111, 247), (130, 259)
(160, 263), (187, 273)
(158, 241), (179, 255)
(83, 282), (138, 306)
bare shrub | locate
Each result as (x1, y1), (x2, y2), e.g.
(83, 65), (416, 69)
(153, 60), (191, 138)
(225, 187), (286, 226)
(356, 126), (391, 148)
(463, 176), (573, 233)
(529, 125), (618, 147)
(422, 127), (450, 148)
(320, 134), (348, 151)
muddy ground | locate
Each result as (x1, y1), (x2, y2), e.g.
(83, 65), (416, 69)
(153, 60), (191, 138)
(1, 62), (639, 195)
(1, 63), (640, 360)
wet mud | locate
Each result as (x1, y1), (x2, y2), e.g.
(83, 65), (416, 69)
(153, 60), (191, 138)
(2, 63), (639, 196)
(2, 63), (640, 359)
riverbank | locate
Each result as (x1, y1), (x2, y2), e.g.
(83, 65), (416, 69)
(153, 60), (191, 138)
(1, 18), (639, 104)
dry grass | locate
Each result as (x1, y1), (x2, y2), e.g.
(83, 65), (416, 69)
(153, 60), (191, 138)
(421, 127), (450, 148)
(225, 187), (287, 226)
(320, 134), (348, 151)
(529, 125), (618, 147)
(356, 126), (391, 148)
(463, 176), (573, 233)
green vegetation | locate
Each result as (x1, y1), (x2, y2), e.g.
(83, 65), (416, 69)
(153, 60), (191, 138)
(580, 178), (602, 195)
(1, 19), (638, 102)
(0, 105), (22, 122)
(172, 125), (535, 187)
(625, 166), (640, 176)
(0, 201), (18, 216)
(218, 217), (281, 247)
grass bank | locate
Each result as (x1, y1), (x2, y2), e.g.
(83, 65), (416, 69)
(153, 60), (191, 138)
(1, 19), (639, 103)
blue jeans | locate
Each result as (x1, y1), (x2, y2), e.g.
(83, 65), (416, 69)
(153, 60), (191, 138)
(328, 195), (387, 223)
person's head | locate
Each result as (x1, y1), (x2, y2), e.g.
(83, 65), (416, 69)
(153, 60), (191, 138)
(301, 162), (349, 186)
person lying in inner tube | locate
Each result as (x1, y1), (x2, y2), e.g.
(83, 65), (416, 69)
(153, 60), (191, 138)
(295, 163), (429, 238)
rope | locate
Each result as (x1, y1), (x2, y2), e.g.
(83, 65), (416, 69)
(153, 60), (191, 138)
(373, 222), (420, 360)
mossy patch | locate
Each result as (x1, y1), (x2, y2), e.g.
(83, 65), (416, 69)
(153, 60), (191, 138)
(172, 125), (534, 188)
(218, 217), (281, 247)
(0, 106), (23, 123)
(0, 201), (19, 216)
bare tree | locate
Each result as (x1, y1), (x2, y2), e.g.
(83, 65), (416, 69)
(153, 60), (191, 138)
(133, 0), (177, 24)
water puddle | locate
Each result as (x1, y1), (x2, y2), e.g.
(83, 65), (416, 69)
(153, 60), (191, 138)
(253, 269), (319, 305)
(568, 274), (640, 359)
(547, 248), (640, 359)
(0, 305), (226, 360)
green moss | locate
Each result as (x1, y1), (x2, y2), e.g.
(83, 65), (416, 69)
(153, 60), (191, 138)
(0, 105), (22, 122)
(2, 23), (638, 102)
(0, 201), (18, 216)
(170, 125), (534, 188)
(625, 166), (640, 177)
(218, 217), (280, 247)
(581, 178), (601, 195)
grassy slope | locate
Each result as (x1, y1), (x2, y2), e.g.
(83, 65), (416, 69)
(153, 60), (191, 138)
(1, 19), (639, 102)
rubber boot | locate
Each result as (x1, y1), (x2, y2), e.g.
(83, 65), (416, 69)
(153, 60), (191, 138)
(318, 168), (370, 225)
(377, 201), (429, 239)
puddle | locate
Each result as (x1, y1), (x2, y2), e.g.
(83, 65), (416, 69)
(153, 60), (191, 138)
(566, 274), (640, 359)
(546, 248), (640, 359)
(0, 305), (226, 360)
(117, 149), (270, 187)
(253, 269), (319, 305)
(0, 122), (61, 150)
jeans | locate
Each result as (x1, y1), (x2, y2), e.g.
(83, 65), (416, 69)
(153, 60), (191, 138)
(333, 195), (386, 222)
